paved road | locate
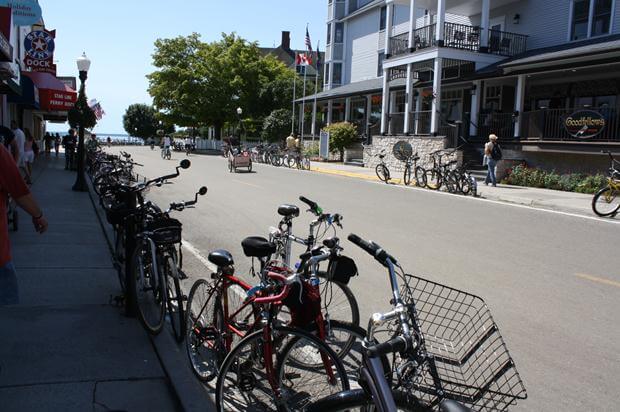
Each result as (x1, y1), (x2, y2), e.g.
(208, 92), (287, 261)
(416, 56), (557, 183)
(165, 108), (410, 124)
(119, 146), (619, 411)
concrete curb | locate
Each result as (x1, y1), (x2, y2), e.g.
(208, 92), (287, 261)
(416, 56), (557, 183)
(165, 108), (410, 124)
(84, 173), (215, 412)
(311, 166), (404, 184)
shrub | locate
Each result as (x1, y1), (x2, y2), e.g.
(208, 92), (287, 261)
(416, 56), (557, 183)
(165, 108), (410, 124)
(503, 165), (607, 194)
(304, 141), (319, 157)
(324, 122), (358, 161)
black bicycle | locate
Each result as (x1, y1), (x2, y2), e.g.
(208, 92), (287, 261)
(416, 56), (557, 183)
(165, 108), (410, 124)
(308, 234), (527, 411)
(403, 152), (426, 187)
(375, 151), (391, 183)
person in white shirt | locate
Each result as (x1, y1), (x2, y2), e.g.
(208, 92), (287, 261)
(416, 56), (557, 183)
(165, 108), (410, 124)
(10, 121), (25, 170)
(163, 136), (171, 148)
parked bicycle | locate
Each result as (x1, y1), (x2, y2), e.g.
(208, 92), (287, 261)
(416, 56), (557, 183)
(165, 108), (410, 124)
(402, 152), (426, 187)
(161, 145), (172, 160)
(375, 151), (391, 183)
(308, 234), (527, 411)
(592, 150), (620, 217)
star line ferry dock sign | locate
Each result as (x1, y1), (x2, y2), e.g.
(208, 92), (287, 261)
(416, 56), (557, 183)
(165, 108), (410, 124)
(24, 29), (56, 75)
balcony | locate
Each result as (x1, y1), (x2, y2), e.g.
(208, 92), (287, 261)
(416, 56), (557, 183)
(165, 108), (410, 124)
(388, 22), (527, 59)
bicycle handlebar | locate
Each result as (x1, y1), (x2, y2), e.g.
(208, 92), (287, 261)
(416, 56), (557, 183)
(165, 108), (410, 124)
(348, 233), (397, 267)
(253, 272), (294, 304)
(367, 335), (413, 358)
(299, 196), (322, 215)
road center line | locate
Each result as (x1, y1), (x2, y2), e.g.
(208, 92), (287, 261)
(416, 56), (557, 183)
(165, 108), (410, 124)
(182, 239), (218, 273)
(575, 273), (620, 289)
(231, 179), (262, 188)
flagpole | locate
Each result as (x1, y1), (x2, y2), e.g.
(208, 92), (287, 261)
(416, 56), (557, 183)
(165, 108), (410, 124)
(292, 54), (297, 135)
(311, 41), (320, 141)
(300, 63), (307, 142)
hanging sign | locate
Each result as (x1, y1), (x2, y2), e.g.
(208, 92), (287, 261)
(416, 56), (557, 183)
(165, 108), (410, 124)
(0, 0), (41, 26)
(24, 29), (56, 75)
(563, 110), (606, 139)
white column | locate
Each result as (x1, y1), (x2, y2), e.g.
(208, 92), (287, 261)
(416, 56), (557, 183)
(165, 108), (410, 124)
(327, 100), (333, 125)
(380, 69), (390, 134)
(407, 0), (417, 50)
(431, 57), (443, 135)
(403, 64), (413, 134)
(415, 89), (423, 134)
(514, 75), (526, 138)
(470, 80), (481, 137)
(436, 0), (446, 46)
(480, 0), (490, 51)
(384, 1), (395, 56)
(366, 94), (373, 138)
(344, 97), (351, 122)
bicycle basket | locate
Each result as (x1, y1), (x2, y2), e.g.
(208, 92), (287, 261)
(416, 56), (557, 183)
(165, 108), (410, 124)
(282, 280), (321, 329)
(401, 275), (527, 411)
(326, 255), (358, 285)
(102, 199), (134, 226)
(145, 218), (182, 245)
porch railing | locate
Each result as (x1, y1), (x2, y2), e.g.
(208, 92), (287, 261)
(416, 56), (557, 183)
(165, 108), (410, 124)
(521, 108), (620, 142)
(388, 23), (527, 58)
(477, 112), (515, 140)
(389, 32), (409, 57)
(488, 29), (528, 57)
(408, 111), (433, 135)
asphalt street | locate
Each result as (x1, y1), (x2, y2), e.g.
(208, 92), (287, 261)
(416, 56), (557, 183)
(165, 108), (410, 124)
(119, 146), (619, 411)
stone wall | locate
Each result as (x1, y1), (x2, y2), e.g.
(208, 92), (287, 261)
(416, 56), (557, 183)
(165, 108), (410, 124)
(363, 135), (460, 172)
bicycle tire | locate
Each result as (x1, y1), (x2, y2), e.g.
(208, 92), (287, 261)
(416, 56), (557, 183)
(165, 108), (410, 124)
(216, 325), (349, 412)
(165, 255), (186, 342)
(131, 241), (166, 334)
(306, 388), (430, 412)
(425, 169), (442, 190)
(302, 156), (311, 170)
(286, 155), (296, 169)
(592, 186), (620, 217)
(114, 227), (126, 293)
(375, 164), (390, 183)
(317, 276), (360, 328)
(186, 279), (225, 382)
(403, 165), (412, 186)
(444, 171), (459, 194)
(414, 166), (426, 187)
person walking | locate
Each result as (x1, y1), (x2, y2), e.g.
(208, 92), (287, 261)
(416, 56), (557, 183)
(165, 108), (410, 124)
(0, 144), (48, 304)
(54, 133), (61, 157)
(0, 125), (17, 162)
(22, 129), (35, 185)
(484, 134), (502, 187)
(11, 121), (25, 175)
(62, 129), (77, 170)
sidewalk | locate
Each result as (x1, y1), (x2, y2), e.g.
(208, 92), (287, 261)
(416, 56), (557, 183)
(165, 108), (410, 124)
(310, 161), (598, 217)
(0, 155), (180, 412)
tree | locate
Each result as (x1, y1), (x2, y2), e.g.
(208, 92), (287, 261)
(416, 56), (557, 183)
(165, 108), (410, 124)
(262, 109), (292, 142)
(68, 84), (97, 130)
(123, 104), (159, 139)
(325, 122), (358, 161)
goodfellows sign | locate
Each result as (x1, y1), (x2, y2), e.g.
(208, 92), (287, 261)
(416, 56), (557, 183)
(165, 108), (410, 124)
(563, 110), (607, 139)
(0, 0), (42, 26)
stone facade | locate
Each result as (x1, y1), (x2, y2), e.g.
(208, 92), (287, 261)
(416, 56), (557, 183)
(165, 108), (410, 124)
(363, 135), (460, 173)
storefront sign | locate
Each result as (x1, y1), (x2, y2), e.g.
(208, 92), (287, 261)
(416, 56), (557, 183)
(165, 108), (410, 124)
(24, 29), (56, 75)
(0, 0), (41, 26)
(57, 76), (77, 91)
(564, 110), (606, 139)
(39, 88), (75, 111)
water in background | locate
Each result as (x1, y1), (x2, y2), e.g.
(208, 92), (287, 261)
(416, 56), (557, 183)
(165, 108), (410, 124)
(96, 133), (143, 145)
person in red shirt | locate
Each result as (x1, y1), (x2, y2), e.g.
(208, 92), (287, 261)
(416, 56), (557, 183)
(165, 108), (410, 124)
(1, 145), (48, 304)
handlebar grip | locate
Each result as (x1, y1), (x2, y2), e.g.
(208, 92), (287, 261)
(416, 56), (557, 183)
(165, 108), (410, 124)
(347, 233), (380, 257)
(367, 336), (411, 358)
(299, 196), (318, 211)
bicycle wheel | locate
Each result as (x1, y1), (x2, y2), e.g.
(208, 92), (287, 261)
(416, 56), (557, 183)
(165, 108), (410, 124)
(131, 241), (166, 334)
(414, 166), (426, 187)
(444, 171), (459, 194)
(113, 227), (126, 292)
(272, 155), (282, 167)
(186, 279), (225, 382)
(306, 388), (430, 412)
(403, 165), (412, 186)
(165, 254), (186, 342)
(216, 326), (349, 412)
(317, 277), (360, 327)
(286, 155), (296, 169)
(375, 164), (390, 183)
(425, 169), (442, 190)
(301, 156), (311, 171)
(592, 186), (620, 217)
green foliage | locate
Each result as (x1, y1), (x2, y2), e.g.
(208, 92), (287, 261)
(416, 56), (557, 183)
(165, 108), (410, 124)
(304, 141), (320, 157)
(324, 122), (358, 161)
(123, 104), (159, 139)
(503, 164), (607, 194)
(262, 109), (292, 142)
(68, 85), (97, 130)
(147, 32), (301, 139)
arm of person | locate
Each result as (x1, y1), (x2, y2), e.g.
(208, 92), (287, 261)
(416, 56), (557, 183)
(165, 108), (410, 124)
(14, 193), (47, 233)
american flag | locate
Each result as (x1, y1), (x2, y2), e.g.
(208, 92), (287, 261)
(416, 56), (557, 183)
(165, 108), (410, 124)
(88, 99), (106, 120)
(305, 26), (312, 52)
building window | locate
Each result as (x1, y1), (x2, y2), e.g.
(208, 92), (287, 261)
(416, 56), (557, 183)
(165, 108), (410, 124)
(327, 23), (331, 45)
(379, 6), (387, 31)
(377, 52), (385, 77)
(324, 63), (330, 85)
(335, 22), (344, 43)
(571, 0), (613, 40)
(333, 62), (342, 85)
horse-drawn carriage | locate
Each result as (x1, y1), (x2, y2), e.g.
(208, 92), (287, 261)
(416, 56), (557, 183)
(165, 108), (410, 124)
(224, 137), (252, 173)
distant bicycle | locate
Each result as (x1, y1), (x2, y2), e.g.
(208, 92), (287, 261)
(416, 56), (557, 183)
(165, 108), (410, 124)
(592, 150), (620, 217)
(374, 151), (390, 183)
(161, 146), (172, 160)
(402, 152), (425, 187)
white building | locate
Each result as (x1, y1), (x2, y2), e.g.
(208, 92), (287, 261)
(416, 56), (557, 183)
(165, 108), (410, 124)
(302, 0), (620, 172)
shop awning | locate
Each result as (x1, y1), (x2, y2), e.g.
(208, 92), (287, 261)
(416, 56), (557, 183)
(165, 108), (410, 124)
(22, 71), (77, 112)
(8, 74), (39, 109)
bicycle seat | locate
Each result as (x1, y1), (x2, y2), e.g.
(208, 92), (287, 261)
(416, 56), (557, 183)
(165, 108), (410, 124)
(208, 249), (234, 267)
(322, 236), (340, 249)
(278, 204), (300, 218)
(241, 236), (276, 258)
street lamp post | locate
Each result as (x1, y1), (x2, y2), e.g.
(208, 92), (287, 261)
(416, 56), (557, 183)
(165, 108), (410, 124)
(72, 52), (91, 192)
(236, 107), (243, 140)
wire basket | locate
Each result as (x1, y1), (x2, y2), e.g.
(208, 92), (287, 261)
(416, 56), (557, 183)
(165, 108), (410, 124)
(401, 275), (527, 411)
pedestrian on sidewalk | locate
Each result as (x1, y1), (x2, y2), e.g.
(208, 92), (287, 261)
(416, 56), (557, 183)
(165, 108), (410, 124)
(11, 120), (26, 176)
(62, 129), (77, 170)
(0, 145), (48, 305)
(484, 134), (501, 187)
(22, 128), (36, 185)
(54, 133), (61, 157)
(0, 125), (17, 162)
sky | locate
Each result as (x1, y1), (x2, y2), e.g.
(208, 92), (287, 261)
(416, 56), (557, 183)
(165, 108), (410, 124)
(40, 0), (326, 135)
